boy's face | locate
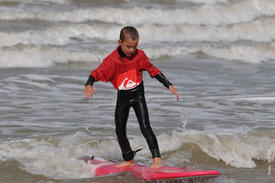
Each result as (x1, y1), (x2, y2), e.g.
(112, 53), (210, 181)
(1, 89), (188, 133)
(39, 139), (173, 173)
(118, 36), (139, 58)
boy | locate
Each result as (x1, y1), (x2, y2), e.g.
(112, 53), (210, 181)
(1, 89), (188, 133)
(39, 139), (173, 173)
(83, 26), (179, 168)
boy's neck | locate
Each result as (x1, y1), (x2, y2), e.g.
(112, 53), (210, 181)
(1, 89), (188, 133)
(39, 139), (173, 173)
(118, 46), (126, 57)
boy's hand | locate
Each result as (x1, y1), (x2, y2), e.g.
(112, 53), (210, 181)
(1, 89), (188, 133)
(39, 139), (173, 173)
(169, 85), (179, 101)
(83, 85), (96, 98)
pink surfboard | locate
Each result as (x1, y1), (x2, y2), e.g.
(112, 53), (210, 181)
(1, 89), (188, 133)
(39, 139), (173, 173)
(80, 156), (220, 181)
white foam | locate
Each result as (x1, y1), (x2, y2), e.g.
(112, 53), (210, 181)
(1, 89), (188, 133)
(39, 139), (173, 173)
(144, 44), (275, 64)
(161, 130), (275, 168)
(1, 16), (275, 48)
(1, 130), (275, 179)
(0, 46), (106, 68)
(0, 24), (122, 47)
(0, 24), (116, 47)
(229, 97), (275, 102)
(0, 0), (274, 26)
(0, 138), (92, 179)
(145, 46), (199, 59)
(176, 0), (228, 4)
(0, 132), (124, 179)
(201, 44), (275, 63)
(140, 18), (275, 43)
(0, 0), (68, 4)
(1, 43), (275, 68)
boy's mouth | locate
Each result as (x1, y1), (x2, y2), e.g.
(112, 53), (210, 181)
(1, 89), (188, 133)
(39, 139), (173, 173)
(125, 52), (135, 57)
(126, 53), (133, 57)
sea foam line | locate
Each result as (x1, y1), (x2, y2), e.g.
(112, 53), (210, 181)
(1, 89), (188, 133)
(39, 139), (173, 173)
(0, 43), (275, 68)
(0, 0), (67, 4)
(0, 18), (275, 47)
(0, 130), (274, 180)
(0, 0), (274, 25)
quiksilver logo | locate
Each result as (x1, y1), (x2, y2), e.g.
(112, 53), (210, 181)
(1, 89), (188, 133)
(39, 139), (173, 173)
(119, 78), (138, 90)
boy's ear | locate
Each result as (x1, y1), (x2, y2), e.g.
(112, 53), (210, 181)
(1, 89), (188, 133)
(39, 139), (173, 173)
(118, 40), (122, 45)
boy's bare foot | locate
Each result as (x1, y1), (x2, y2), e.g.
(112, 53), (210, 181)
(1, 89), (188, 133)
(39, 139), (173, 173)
(150, 157), (163, 169)
(116, 160), (134, 167)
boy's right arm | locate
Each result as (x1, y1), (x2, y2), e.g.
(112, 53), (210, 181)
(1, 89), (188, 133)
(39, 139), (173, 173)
(84, 85), (96, 98)
(84, 75), (96, 98)
(83, 55), (115, 98)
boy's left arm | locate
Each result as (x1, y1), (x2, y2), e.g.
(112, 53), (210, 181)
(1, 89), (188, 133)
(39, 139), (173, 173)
(140, 51), (179, 101)
(154, 73), (179, 101)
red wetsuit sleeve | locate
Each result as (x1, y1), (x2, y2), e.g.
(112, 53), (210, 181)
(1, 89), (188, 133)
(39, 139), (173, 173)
(140, 51), (161, 77)
(90, 57), (114, 82)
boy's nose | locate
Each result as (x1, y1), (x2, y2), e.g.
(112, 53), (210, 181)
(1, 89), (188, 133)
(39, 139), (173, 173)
(130, 47), (136, 53)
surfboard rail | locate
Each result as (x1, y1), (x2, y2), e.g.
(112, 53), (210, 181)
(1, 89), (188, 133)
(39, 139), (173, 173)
(80, 156), (220, 181)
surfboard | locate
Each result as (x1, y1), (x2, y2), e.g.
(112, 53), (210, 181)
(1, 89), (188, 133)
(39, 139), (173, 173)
(80, 156), (220, 181)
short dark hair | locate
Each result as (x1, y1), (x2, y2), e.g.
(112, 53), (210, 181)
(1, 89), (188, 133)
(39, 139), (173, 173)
(119, 26), (139, 42)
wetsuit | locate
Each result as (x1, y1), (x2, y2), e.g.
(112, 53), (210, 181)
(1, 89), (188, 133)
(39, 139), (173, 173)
(86, 46), (172, 161)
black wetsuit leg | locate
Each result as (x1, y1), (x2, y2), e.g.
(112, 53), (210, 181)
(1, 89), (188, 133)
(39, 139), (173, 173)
(132, 93), (161, 159)
(115, 94), (132, 161)
(115, 82), (161, 161)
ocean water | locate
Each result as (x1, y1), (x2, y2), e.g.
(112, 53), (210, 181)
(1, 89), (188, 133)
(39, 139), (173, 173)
(0, 0), (275, 182)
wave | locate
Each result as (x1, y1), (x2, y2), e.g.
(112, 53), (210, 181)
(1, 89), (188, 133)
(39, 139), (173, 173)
(0, 130), (274, 179)
(0, 43), (274, 68)
(159, 130), (275, 168)
(176, 0), (229, 4)
(229, 97), (275, 102)
(0, 46), (106, 67)
(0, 24), (121, 47)
(200, 44), (275, 63)
(0, 0), (67, 4)
(0, 0), (229, 6)
(140, 18), (275, 43)
(0, 0), (275, 25)
(1, 17), (275, 48)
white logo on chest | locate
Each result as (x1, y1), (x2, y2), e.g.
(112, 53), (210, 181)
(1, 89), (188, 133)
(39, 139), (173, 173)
(119, 78), (138, 90)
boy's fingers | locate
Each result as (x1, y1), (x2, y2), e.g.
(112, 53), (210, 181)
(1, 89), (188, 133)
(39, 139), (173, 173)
(83, 90), (88, 97)
(88, 89), (92, 97)
(89, 89), (95, 97)
(91, 87), (96, 94)
(176, 92), (179, 101)
(169, 86), (179, 101)
(84, 91), (90, 98)
(83, 86), (95, 98)
(174, 90), (179, 101)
